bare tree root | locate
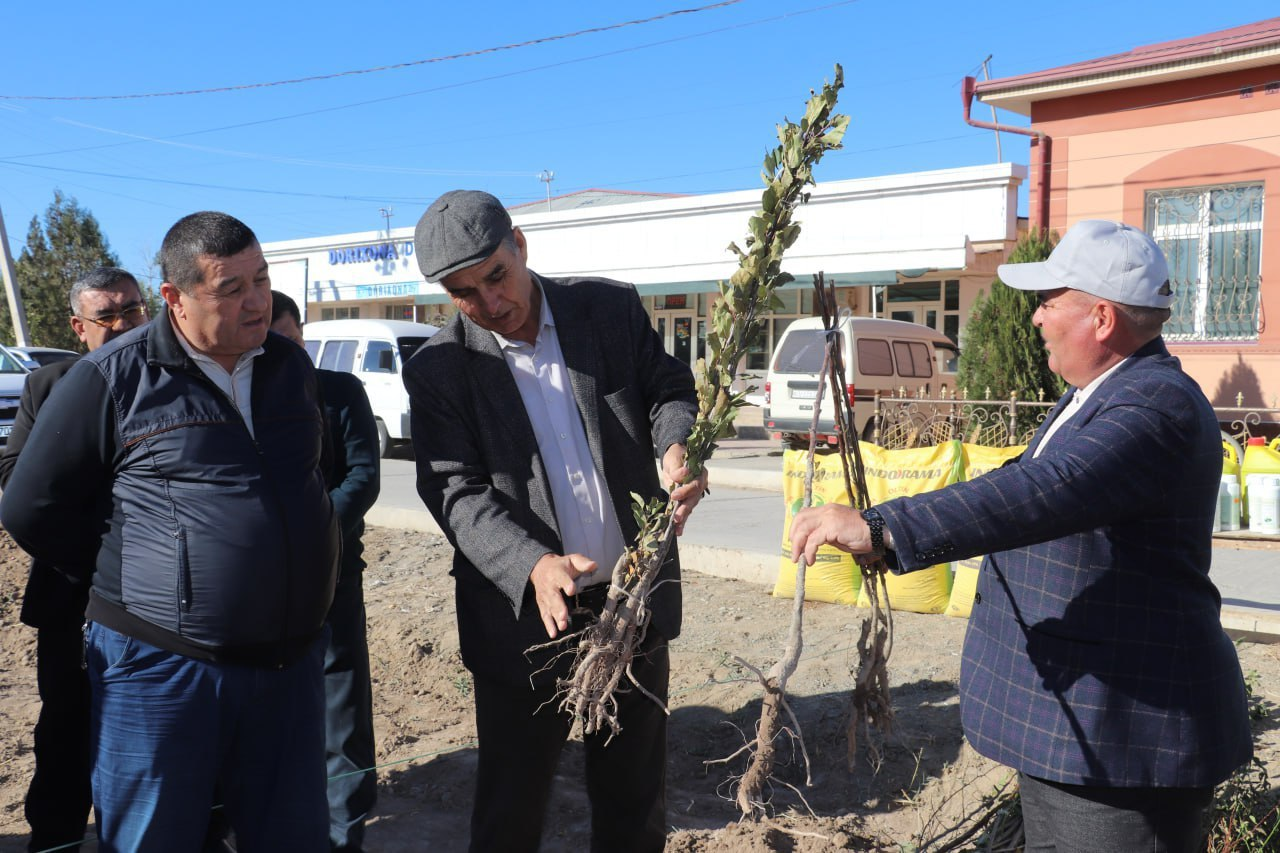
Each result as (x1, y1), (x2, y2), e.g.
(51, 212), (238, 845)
(762, 816), (832, 843)
(810, 271), (897, 771)
(920, 773), (1022, 853)
(728, 555), (812, 819)
(846, 562), (895, 769)
(720, 280), (834, 820)
(552, 514), (676, 739)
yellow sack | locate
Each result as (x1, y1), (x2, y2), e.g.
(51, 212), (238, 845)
(775, 449), (861, 605)
(855, 441), (964, 614)
(947, 557), (982, 619)
(945, 444), (1027, 618)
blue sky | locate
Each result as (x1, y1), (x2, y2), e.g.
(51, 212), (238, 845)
(0, 1), (1274, 287)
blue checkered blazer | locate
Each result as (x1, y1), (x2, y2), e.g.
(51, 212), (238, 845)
(879, 338), (1251, 787)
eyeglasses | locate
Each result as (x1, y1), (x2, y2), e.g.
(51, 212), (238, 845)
(78, 303), (148, 330)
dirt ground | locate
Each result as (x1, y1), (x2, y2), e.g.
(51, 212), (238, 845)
(0, 526), (1277, 851)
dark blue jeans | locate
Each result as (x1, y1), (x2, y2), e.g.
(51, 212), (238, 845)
(85, 623), (329, 853)
(325, 568), (377, 850)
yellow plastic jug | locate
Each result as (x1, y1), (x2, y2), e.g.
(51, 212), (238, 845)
(1242, 437), (1280, 526)
(1222, 435), (1242, 480)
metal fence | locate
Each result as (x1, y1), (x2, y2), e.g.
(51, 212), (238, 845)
(867, 389), (1054, 449)
(868, 388), (1280, 450)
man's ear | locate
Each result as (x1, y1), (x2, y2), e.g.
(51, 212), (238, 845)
(160, 282), (183, 314)
(69, 315), (89, 345)
(1094, 300), (1121, 343)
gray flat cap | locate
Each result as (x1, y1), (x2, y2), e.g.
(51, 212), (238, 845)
(414, 190), (513, 282)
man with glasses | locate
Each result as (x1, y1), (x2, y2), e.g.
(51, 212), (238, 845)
(0, 266), (148, 852)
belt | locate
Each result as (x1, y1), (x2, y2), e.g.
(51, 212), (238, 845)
(570, 582), (610, 619)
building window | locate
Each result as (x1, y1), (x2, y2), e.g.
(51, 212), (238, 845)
(1145, 184), (1263, 340)
(320, 306), (361, 322)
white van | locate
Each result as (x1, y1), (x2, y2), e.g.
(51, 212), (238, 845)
(763, 316), (958, 444)
(303, 319), (439, 456)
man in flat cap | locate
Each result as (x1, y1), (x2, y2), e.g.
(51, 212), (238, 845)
(791, 220), (1251, 852)
(404, 189), (705, 852)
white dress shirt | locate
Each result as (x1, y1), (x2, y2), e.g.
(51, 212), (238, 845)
(170, 314), (264, 438)
(492, 288), (625, 589)
(1032, 358), (1129, 459)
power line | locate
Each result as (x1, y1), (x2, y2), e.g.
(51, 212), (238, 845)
(0, 160), (439, 204)
(0, 0), (745, 101)
(1, 0), (866, 162)
(41, 119), (539, 177)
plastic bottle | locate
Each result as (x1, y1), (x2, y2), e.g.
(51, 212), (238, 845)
(1223, 435), (1243, 480)
(1242, 437), (1280, 525)
(1213, 478), (1225, 533)
(1253, 475), (1280, 535)
(1221, 475), (1241, 532)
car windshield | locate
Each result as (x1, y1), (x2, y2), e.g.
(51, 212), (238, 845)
(0, 349), (28, 374)
(772, 331), (840, 374)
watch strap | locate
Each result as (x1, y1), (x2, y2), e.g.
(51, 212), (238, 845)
(861, 507), (886, 557)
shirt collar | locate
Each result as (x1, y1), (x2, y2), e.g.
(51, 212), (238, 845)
(168, 312), (264, 374)
(1072, 357), (1129, 408)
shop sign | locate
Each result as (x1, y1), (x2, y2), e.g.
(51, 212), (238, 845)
(328, 242), (414, 265)
(355, 282), (419, 299)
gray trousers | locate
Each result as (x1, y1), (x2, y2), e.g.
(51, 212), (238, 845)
(1019, 772), (1214, 853)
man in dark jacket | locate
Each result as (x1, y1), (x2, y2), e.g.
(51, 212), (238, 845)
(0, 266), (148, 852)
(0, 212), (339, 852)
(271, 290), (381, 851)
(405, 190), (705, 852)
(790, 220), (1251, 852)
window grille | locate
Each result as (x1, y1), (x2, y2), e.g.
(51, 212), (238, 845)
(1145, 184), (1263, 340)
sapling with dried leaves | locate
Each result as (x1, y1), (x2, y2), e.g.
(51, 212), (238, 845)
(535, 66), (850, 741)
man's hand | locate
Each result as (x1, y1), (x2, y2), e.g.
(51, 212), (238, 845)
(662, 443), (708, 535)
(789, 504), (873, 566)
(530, 552), (598, 639)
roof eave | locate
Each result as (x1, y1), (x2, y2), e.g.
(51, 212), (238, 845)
(976, 44), (1280, 116)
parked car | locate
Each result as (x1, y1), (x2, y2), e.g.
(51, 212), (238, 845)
(301, 319), (439, 457)
(763, 316), (958, 445)
(8, 346), (79, 370)
(0, 345), (31, 451)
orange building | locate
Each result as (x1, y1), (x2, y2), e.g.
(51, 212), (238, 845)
(973, 17), (1280, 408)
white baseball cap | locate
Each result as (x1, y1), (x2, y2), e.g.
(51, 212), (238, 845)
(998, 219), (1175, 309)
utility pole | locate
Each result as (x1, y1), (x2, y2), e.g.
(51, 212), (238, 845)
(0, 204), (30, 346)
(981, 56), (1002, 163)
(539, 170), (555, 212)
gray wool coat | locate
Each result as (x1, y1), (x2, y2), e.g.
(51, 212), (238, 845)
(404, 274), (697, 687)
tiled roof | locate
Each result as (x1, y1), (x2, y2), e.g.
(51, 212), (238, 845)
(975, 17), (1280, 113)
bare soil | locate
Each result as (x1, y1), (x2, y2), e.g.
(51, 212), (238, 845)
(0, 527), (1277, 851)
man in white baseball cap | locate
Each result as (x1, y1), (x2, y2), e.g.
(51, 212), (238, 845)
(1000, 218), (1176, 308)
(790, 219), (1250, 852)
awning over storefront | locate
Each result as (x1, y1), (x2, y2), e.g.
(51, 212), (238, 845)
(267, 163), (1020, 307)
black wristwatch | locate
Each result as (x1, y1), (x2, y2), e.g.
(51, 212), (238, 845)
(861, 507), (886, 556)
